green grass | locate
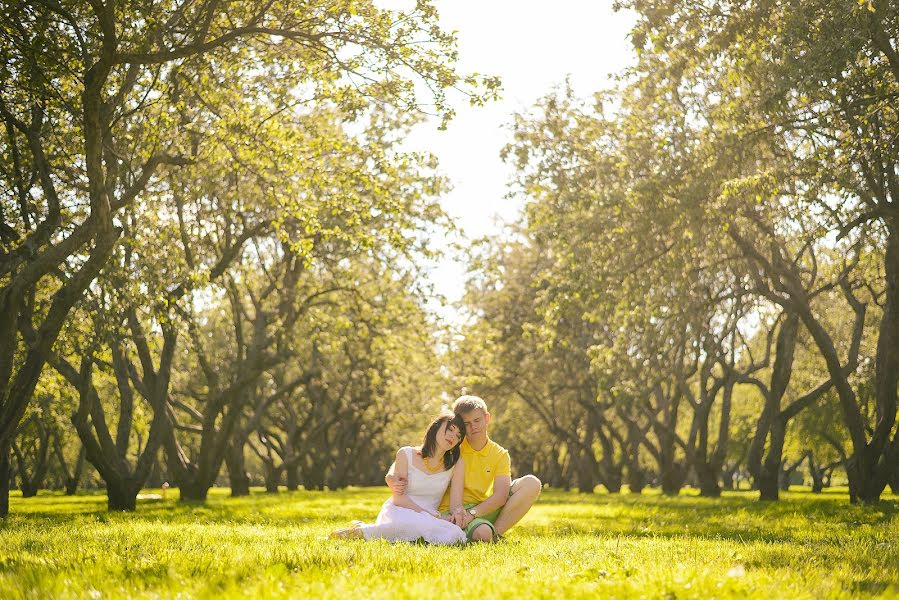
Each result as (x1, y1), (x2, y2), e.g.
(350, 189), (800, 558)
(1, 487), (898, 598)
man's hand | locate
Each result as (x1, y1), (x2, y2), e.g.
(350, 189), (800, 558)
(452, 507), (473, 528)
(386, 475), (407, 495)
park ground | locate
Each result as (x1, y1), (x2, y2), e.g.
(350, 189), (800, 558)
(1, 487), (898, 599)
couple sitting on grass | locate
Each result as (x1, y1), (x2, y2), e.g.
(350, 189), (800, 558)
(332, 395), (541, 544)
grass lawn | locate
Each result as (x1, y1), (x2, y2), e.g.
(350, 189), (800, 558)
(1, 486), (897, 598)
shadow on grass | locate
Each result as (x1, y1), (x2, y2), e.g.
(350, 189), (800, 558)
(537, 488), (899, 521)
(5, 487), (389, 526)
(518, 489), (899, 547)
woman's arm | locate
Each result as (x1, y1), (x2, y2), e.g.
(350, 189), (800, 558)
(390, 448), (436, 516)
(384, 461), (407, 495)
(448, 457), (465, 520)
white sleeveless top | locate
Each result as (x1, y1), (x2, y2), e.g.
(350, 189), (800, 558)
(399, 446), (455, 513)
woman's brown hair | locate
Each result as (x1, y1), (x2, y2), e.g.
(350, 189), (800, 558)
(420, 411), (466, 469)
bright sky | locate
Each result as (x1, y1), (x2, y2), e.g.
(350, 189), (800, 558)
(382, 1), (638, 324)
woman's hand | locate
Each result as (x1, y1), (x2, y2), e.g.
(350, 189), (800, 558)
(454, 509), (474, 528)
(386, 475), (407, 495)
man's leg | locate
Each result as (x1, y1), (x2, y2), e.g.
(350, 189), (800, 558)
(493, 474), (541, 536)
(470, 523), (494, 542)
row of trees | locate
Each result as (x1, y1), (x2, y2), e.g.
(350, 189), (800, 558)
(0, 0), (496, 515)
(451, 0), (899, 503)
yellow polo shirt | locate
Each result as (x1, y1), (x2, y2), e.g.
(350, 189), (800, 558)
(439, 437), (511, 511)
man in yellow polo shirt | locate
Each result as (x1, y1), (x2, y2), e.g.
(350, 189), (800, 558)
(387, 395), (542, 542)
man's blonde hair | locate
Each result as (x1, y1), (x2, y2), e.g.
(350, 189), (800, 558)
(452, 395), (488, 415)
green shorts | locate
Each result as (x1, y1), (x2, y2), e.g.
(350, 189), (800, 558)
(461, 504), (501, 540)
(444, 485), (515, 540)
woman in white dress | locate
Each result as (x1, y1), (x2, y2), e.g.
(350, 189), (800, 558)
(331, 412), (467, 545)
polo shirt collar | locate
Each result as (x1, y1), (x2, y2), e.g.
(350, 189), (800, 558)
(467, 437), (492, 456)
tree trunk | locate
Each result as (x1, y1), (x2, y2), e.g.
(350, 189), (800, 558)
(65, 475), (82, 495)
(54, 435), (85, 495)
(757, 468), (779, 501)
(286, 463), (300, 491)
(695, 461), (722, 498)
(301, 445), (328, 491)
(226, 440), (250, 497)
(809, 453), (830, 494)
(845, 452), (889, 504)
(264, 464), (280, 493)
(547, 449), (565, 488)
(627, 463), (646, 494)
(660, 461), (686, 496)
(179, 480), (210, 502)
(748, 314), (799, 486)
(758, 418), (787, 501)
(779, 454), (806, 492)
(594, 421), (623, 494)
(721, 463), (739, 490)
(602, 468), (623, 494)
(106, 480), (137, 511)
(21, 481), (38, 498)
(0, 227), (120, 517)
(15, 426), (51, 498)
(798, 300), (876, 503)
(0, 443), (10, 517)
(869, 223), (899, 501)
(623, 417), (648, 494)
(657, 387), (685, 496)
(65, 443), (86, 495)
(576, 449), (596, 494)
(144, 454), (162, 489)
(888, 465), (899, 495)
(659, 431), (685, 496)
